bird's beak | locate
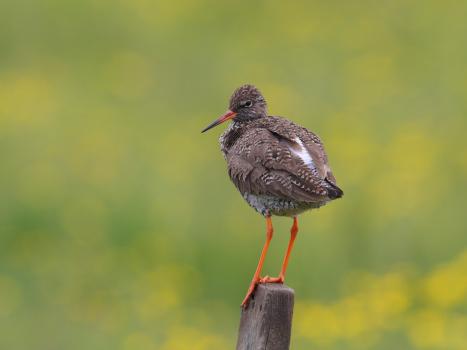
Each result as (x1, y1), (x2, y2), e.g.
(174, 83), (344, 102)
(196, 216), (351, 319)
(201, 110), (237, 133)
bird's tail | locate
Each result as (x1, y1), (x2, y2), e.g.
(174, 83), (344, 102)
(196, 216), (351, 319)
(325, 179), (343, 199)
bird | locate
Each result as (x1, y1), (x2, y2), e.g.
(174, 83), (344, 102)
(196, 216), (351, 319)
(201, 84), (343, 307)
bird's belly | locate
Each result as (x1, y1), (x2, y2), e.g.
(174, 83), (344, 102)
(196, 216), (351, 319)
(243, 193), (327, 217)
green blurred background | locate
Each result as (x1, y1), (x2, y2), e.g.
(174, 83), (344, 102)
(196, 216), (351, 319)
(1, 1), (466, 349)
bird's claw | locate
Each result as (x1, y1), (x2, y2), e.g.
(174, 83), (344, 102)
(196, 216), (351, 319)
(241, 278), (260, 308)
(241, 275), (286, 308)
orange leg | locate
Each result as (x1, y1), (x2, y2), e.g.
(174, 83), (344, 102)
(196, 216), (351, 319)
(260, 217), (298, 284)
(241, 216), (274, 307)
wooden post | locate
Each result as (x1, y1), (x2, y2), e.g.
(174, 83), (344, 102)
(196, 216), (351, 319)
(236, 284), (295, 350)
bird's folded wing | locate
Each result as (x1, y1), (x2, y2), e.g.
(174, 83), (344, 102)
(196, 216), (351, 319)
(264, 117), (337, 184)
(227, 128), (331, 202)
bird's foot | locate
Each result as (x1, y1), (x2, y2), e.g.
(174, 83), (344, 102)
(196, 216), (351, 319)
(259, 275), (284, 284)
(241, 275), (285, 308)
(241, 278), (260, 308)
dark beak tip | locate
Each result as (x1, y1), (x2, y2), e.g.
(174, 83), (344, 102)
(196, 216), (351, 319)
(201, 123), (216, 133)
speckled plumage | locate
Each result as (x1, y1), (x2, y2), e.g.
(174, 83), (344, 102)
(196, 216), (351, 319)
(220, 115), (342, 216)
(202, 84), (343, 306)
(214, 85), (343, 217)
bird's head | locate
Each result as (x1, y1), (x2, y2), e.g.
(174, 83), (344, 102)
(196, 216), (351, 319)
(202, 84), (267, 133)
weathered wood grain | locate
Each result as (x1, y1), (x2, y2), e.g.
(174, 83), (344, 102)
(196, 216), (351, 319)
(236, 284), (295, 350)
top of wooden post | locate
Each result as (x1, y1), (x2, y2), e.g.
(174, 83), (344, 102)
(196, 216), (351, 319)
(236, 284), (295, 350)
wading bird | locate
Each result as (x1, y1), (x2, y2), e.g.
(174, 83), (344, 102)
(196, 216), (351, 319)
(202, 84), (343, 307)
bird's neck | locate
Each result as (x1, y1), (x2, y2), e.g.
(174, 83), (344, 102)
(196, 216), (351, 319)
(219, 120), (249, 156)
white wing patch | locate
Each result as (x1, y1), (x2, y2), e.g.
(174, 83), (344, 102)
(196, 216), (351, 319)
(290, 137), (315, 170)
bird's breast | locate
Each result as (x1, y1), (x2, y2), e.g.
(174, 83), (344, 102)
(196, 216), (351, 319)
(219, 122), (244, 158)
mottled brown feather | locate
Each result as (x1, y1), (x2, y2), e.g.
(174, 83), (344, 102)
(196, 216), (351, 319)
(222, 116), (342, 203)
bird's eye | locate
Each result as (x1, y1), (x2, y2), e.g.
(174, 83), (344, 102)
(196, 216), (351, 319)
(243, 100), (252, 108)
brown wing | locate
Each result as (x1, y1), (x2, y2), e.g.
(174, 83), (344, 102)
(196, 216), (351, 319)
(227, 127), (335, 203)
(263, 116), (338, 185)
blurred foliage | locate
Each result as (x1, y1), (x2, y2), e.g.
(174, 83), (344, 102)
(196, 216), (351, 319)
(0, 0), (466, 349)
